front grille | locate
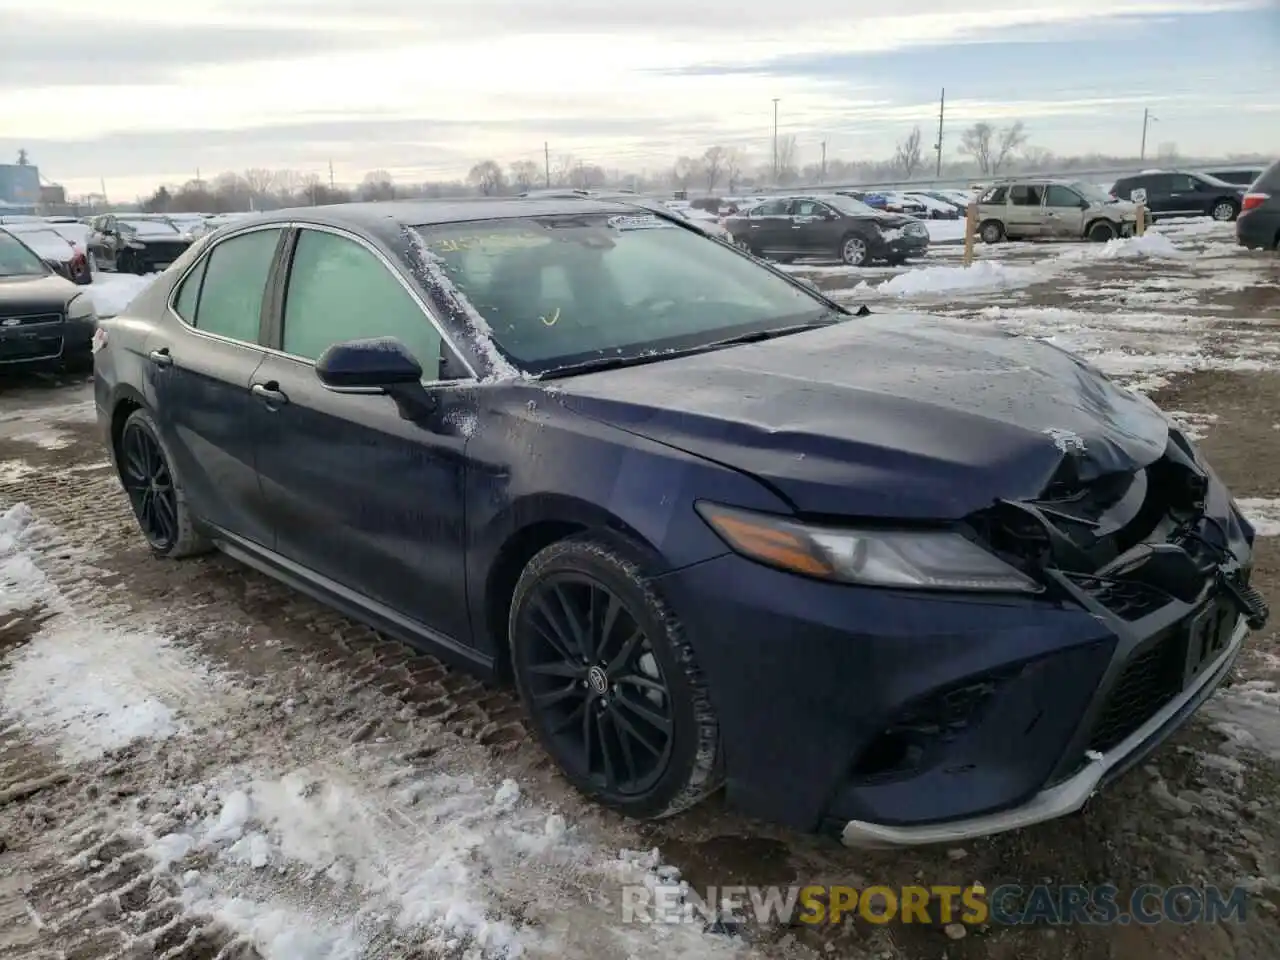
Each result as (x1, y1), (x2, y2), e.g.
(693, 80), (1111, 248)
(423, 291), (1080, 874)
(0, 313), (62, 327)
(0, 335), (64, 362)
(1067, 574), (1171, 620)
(1086, 632), (1185, 753)
(140, 240), (189, 262)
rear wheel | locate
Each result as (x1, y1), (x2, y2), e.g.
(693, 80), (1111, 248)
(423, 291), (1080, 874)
(840, 235), (869, 266)
(509, 535), (722, 819)
(116, 408), (210, 558)
(1212, 200), (1238, 222)
(979, 220), (1005, 244)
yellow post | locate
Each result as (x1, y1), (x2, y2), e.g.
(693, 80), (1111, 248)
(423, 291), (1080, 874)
(963, 202), (977, 266)
(1135, 203), (1146, 236)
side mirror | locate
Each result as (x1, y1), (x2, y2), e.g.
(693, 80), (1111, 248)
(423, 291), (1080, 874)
(316, 337), (423, 391)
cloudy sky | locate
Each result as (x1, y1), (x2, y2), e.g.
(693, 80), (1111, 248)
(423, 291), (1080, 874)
(2, 0), (1276, 199)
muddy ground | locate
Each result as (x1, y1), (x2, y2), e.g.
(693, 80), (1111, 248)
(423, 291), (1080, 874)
(1, 231), (1278, 960)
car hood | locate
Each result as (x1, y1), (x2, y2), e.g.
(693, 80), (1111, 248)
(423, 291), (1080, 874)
(553, 315), (1170, 519)
(0, 273), (79, 313)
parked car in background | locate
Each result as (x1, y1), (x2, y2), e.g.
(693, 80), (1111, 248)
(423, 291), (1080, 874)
(0, 228), (97, 369)
(87, 214), (200, 274)
(1204, 168), (1265, 187)
(725, 194), (929, 265)
(901, 192), (962, 220)
(1110, 171), (1246, 222)
(0, 222), (91, 284)
(973, 179), (1138, 243)
(1236, 159), (1280, 250)
(93, 197), (1267, 842)
(838, 190), (927, 217)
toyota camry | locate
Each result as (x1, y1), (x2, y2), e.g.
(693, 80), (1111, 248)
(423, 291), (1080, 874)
(92, 198), (1268, 845)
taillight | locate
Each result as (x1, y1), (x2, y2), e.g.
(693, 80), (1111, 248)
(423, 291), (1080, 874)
(1242, 192), (1269, 213)
(70, 250), (88, 278)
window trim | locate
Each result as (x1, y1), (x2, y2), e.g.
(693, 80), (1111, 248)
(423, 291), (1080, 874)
(269, 222), (479, 383)
(165, 221), (288, 349)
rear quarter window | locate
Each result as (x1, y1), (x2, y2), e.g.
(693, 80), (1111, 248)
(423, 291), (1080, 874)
(1254, 161), (1280, 192)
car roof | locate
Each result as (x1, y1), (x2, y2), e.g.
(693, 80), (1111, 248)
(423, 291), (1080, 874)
(247, 198), (653, 243)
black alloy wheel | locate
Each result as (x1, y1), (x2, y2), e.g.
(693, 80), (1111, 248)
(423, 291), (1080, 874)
(120, 418), (179, 551)
(519, 573), (674, 796)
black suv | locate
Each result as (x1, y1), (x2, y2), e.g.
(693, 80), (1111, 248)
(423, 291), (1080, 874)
(1111, 171), (1247, 222)
(1236, 160), (1280, 250)
(723, 194), (929, 266)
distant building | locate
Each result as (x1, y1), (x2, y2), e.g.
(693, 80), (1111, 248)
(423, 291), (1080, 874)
(39, 184), (65, 205)
(0, 163), (41, 207)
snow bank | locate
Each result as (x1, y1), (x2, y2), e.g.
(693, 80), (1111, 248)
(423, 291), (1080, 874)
(844, 260), (1042, 298)
(1236, 498), (1280, 537)
(1060, 231), (1186, 262)
(926, 219), (968, 244)
(87, 272), (160, 317)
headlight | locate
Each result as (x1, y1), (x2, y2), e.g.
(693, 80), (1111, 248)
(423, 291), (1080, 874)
(695, 502), (1041, 592)
(67, 294), (96, 321)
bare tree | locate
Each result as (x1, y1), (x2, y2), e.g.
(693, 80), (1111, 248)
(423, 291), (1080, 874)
(959, 123), (995, 174)
(894, 126), (924, 178)
(360, 170), (396, 202)
(702, 145), (727, 193)
(671, 156), (701, 191)
(467, 160), (506, 196)
(723, 147), (745, 193)
(509, 160), (539, 192)
(1020, 146), (1054, 170)
(776, 135), (799, 185)
(991, 122), (1028, 174)
(243, 168), (275, 198)
(551, 154), (577, 187)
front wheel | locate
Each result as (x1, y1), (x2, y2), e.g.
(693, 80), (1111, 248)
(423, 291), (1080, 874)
(116, 408), (210, 558)
(1212, 200), (1238, 222)
(1087, 220), (1117, 243)
(979, 220), (1005, 244)
(840, 235), (869, 266)
(509, 535), (722, 819)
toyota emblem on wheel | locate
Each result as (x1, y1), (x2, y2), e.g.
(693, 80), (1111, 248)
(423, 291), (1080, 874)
(587, 665), (609, 694)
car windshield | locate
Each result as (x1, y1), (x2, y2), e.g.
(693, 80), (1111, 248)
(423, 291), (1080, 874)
(825, 195), (878, 216)
(0, 231), (50, 277)
(1072, 182), (1113, 203)
(413, 213), (833, 375)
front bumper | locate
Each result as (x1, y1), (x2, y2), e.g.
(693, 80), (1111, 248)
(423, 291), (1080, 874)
(0, 315), (95, 365)
(658, 450), (1261, 841)
(841, 614), (1246, 846)
(879, 232), (930, 260)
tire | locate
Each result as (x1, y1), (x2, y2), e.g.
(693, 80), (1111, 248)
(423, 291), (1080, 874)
(115, 408), (211, 558)
(509, 534), (723, 820)
(979, 220), (1005, 244)
(1087, 220), (1117, 243)
(1212, 200), (1238, 222)
(839, 234), (869, 266)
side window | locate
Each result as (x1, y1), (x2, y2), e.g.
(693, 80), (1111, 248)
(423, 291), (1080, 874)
(282, 230), (442, 376)
(981, 186), (1008, 204)
(172, 257), (207, 323)
(1145, 175), (1173, 192)
(193, 228), (282, 343)
(1169, 175), (1198, 191)
(791, 200), (830, 217)
(753, 200), (790, 216)
(1009, 184), (1043, 206)
(1044, 185), (1082, 207)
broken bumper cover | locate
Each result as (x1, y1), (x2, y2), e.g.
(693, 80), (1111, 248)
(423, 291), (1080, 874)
(840, 614), (1248, 847)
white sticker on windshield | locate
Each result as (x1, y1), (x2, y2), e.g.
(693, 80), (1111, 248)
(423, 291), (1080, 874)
(607, 214), (672, 231)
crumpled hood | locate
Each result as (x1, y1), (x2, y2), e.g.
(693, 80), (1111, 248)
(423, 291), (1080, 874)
(555, 315), (1170, 519)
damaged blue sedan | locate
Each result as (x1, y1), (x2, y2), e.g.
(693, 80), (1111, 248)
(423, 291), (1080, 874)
(92, 198), (1269, 845)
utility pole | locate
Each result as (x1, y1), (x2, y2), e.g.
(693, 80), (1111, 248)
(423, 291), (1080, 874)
(934, 87), (946, 177)
(100, 177), (107, 205)
(328, 159), (335, 189)
(544, 142), (551, 188)
(195, 166), (201, 185)
(772, 98), (780, 185)
(1139, 108), (1157, 161)
(820, 140), (827, 183)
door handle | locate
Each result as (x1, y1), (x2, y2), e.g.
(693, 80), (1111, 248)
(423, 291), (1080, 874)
(148, 348), (173, 367)
(251, 382), (288, 405)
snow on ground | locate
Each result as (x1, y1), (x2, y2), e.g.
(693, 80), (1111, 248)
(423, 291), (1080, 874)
(925, 219), (967, 243)
(87, 271), (160, 317)
(1236, 498), (1280, 537)
(837, 260), (1042, 298)
(0, 496), (758, 960)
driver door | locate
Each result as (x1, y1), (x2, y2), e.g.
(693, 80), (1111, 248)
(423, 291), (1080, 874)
(789, 199), (842, 256)
(741, 199), (792, 256)
(1042, 185), (1087, 239)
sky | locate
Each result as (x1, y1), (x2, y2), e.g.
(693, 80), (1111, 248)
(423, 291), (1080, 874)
(1, 0), (1276, 199)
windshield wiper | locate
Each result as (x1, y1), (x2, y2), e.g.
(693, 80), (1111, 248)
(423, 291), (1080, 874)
(537, 351), (685, 379)
(698, 317), (845, 350)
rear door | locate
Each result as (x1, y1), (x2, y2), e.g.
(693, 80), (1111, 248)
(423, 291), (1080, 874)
(1165, 174), (1205, 216)
(1141, 175), (1179, 216)
(741, 198), (793, 255)
(1006, 183), (1045, 238)
(144, 225), (284, 547)
(251, 225), (474, 643)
